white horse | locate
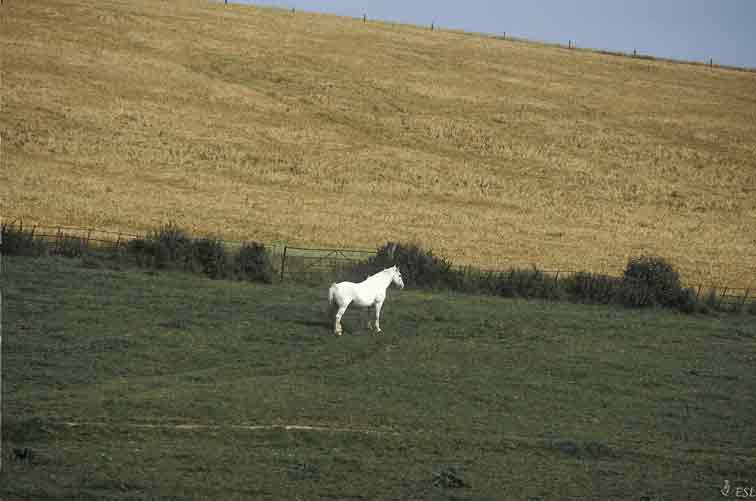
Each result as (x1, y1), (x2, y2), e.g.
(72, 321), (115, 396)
(328, 265), (404, 336)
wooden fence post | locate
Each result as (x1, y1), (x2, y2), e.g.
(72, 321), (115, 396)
(280, 246), (288, 282)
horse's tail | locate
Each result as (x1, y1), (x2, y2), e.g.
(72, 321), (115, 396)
(328, 283), (337, 305)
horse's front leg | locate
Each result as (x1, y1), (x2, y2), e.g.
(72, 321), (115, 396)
(373, 300), (384, 333)
(367, 304), (375, 331)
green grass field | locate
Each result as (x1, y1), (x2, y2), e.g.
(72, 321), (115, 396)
(2, 255), (756, 499)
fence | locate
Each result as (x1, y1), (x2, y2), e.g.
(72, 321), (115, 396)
(244, 4), (756, 73)
(2, 219), (754, 308)
(0, 220), (375, 283)
(12, 223), (141, 254)
(278, 246), (375, 282)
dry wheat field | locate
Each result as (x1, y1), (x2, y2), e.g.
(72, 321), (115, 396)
(2, 0), (755, 287)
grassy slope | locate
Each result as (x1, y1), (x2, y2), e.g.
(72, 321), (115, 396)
(2, 255), (756, 499)
(1, 1), (755, 288)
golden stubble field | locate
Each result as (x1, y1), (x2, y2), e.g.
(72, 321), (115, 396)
(2, 0), (755, 287)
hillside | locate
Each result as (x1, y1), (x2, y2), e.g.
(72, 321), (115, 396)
(2, 0), (755, 287)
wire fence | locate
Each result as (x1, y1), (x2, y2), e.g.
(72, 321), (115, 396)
(248, 4), (756, 73)
(2, 218), (754, 308)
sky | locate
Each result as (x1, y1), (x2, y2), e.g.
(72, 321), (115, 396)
(240, 0), (756, 69)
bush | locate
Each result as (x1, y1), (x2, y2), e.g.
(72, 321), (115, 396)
(616, 278), (653, 307)
(454, 267), (500, 295)
(0, 222), (47, 257)
(235, 242), (274, 284)
(127, 237), (161, 268)
(151, 221), (193, 267)
(622, 255), (683, 308)
(192, 237), (228, 279)
(371, 241), (456, 289)
(703, 289), (719, 310)
(502, 266), (564, 299)
(564, 272), (622, 304)
(338, 259), (379, 284)
(127, 222), (193, 269)
(747, 300), (756, 316)
(676, 287), (700, 314)
(53, 235), (86, 258)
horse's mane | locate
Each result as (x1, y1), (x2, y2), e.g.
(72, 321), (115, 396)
(362, 266), (393, 285)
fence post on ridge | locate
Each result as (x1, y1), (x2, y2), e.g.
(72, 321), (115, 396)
(280, 246), (287, 282)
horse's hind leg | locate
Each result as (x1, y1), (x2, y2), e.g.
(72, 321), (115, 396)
(334, 304), (349, 336)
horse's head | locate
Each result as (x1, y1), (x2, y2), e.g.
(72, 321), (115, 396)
(391, 265), (405, 289)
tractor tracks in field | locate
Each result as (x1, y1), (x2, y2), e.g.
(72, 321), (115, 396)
(61, 421), (399, 436)
(51, 421), (756, 468)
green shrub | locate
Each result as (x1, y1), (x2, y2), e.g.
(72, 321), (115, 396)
(454, 267), (500, 295)
(0, 222), (47, 256)
(564, 272), (621, 304)
(107, 240), (129, 262)
(703, 289), (719, 310)
(541, 273), (568, 301)
(127, 222), (193, 269)
(127, 237), (160, 267)
(622, 255), (683, 307)
(675, 287), (699, 314)
(616, 278), (654, 307)
(192, 237), (228, 279)
(53, 235), (86, 258)
(507, 266), (559, 299)
(371, 241), (456, 289)
(151, 221), (193, 267)
(478, 271), (514, 297)
(235, 242), (274, 284)
(747, 299), (756, 316)
(339, 260), (379, 284)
